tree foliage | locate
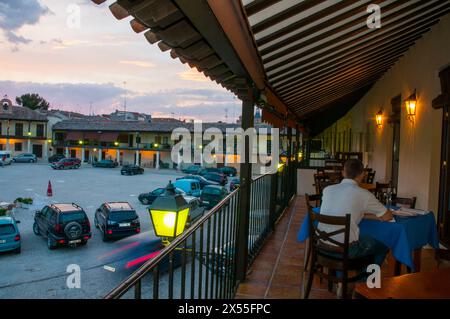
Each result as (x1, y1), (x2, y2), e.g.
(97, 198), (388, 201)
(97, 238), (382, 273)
(15, 93), (50, 110)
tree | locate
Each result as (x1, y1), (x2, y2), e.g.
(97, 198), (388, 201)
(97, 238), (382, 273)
(15, 93), (50, 110)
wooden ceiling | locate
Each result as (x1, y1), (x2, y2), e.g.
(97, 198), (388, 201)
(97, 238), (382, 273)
(243, 0), (450, 119)
(92, 0), (450, 126)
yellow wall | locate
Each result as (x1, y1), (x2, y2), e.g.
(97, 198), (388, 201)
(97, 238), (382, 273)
(324, 14), (450, 212)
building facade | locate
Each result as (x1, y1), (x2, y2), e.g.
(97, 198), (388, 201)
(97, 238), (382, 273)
(0, 97), (50, 159)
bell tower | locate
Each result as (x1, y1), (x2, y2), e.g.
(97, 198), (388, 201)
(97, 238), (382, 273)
(0, 95), (13, 114)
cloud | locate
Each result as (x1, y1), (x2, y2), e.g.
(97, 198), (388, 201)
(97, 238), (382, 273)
(178, 68), (209, 82)
(119, 60), (155, 68)
(0, 0), (50, 45)
(0, 81), (239, 122)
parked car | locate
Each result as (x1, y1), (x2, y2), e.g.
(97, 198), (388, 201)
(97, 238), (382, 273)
(94, 202), (140, 242)
(184, 196), (205, 226)
(219, 166), (237, 177)
(48, 154), (65, 163)
(93, 159), (118, 168)
(173, 179), (202, 197)
(138, 187), (186, 205)
(229, 177), (240, 191)
(0, 216), (21, 254)
(182, 164), (202, 174)
(201, 167), (222, 174)
(33, 203), (91, 250)
(176, 175), (219, 189)
(200, 171), (228, 186)
(121, 164), (144, 175)
(200, 185), (229, 209)
(51, 157), (81, 170)
(12, 153), (37, 163)
(0, 151), (12, 166)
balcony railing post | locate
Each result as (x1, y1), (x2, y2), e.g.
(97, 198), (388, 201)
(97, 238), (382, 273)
(235, 87), (255, 282)
(268, 171), (278, 230)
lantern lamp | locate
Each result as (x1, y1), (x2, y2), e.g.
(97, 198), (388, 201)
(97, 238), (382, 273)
(27, 131), (32, 136)
(405, 90), (417, 121)
(78, 140), (83, 145)
(154, 143), (159, 148)
(114, 141), (119, 146)
(148, 181), (190, 240)
(375, 109), (383, 128)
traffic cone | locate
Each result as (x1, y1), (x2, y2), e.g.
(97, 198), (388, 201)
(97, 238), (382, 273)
(47, 180), (53, 197)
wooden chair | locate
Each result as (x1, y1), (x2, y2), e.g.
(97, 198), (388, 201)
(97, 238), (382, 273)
(365, 171), (376, 184)
(313, 174), (338, 195)
(392, 196), (417, 209)
(303, 211), (374, 299)
(375, 182), (392, 202)
(435, 249), (450, 269)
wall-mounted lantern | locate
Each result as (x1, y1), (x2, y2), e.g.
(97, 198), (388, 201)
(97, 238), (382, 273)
(114, 141), (119, 147)
(375, 109), (383, 128)
(405, 89), (417, 122)
(78, 140), (84, 145)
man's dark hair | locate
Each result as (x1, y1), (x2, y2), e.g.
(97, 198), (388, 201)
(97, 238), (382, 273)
(343, 159), (364, 179)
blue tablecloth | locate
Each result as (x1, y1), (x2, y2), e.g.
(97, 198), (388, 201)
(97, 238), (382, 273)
(297, 207), (439, 270)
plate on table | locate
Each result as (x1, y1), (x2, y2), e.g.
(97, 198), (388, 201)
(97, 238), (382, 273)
(393, 207), (429, 217)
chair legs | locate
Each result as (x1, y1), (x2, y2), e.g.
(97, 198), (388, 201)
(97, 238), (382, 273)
(303, 254), (316, 299)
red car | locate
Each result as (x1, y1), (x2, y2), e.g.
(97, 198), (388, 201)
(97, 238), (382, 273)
(51, 157), (81, 169)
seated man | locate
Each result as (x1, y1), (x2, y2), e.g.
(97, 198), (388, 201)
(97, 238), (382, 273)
(318, 159), (392, 266)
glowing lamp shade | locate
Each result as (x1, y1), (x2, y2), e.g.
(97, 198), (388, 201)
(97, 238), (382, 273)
(148, 182), (190, 238)
(150, 208), (189, 238)
(405, 90), (417, 119)
(277, 163), (285, 172)
(375, 109), (383, 128)
(78, 140), (83, 145)
(27, 131), (32, 136)
(114, 141), (119, 146)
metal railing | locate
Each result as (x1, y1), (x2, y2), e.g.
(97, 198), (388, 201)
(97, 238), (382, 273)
(105, 164), (297, 299)
(105, 189), (241, 299)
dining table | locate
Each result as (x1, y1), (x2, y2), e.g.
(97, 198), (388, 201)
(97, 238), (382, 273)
(297, 206), (440, 272)
(354, 267), (450, 299)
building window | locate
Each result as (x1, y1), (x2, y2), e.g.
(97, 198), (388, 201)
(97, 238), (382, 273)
(15, 142), (22, 151)
(163, 136), (169, 145)
(36, 124), (44, 137)
(15, 123), (23, 136)
(155, 135), (161, 144)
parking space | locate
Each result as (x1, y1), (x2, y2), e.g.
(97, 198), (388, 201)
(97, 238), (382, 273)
(0, 163), (183, 298)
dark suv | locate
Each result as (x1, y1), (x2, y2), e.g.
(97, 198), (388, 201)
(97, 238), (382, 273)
(33, 203), (91, 250)
(51, 157), (81, 169)
(94, 202), (140, 241)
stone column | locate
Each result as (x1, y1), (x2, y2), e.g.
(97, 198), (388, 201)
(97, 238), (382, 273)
(116, 149), (120, 164)
(65, 147), (69, 157)
(156, 151), (160, 169)
(135, 150), (140, 166)
(43, 141), (48, 160)
(5, 138), (10, 151)
(98, 149), (103, 161)
(81, 148), (85, 163)
(27, 139), (31, 153)
(177, 151), (181, 170)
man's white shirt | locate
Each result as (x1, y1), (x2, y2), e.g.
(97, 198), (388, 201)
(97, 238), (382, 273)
(318, 179), (386, 244)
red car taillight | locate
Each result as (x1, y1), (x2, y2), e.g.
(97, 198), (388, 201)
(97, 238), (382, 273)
(14, 235), (20, 241)
(107, 230), (113, 235)
(136, 228), (141, 233)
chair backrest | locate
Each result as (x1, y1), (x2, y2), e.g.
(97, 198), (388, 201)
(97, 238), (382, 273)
(393, 196), (417, 209)
(313, 174), (339, 195)
(375, 182), (392, 201)
(305, 193), (322, 210)
(308, 208), (351, 263)
(365, 171), (376, 184)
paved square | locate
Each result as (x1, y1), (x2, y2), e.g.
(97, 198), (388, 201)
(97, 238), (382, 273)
(0, 163), (183, 298)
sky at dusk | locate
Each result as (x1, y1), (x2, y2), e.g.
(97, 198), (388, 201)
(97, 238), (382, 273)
(0, 0), (241, 122)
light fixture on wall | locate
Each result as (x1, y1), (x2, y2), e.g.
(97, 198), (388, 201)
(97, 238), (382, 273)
(375, 109), (383, 128)
(405, 89), (417, 122)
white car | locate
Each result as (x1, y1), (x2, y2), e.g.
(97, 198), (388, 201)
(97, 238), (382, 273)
(0, 151), (12, 166)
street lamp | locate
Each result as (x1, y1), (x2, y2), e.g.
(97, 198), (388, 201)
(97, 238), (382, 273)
(114, 141), (119, 147)
(148, 181), (190, 243)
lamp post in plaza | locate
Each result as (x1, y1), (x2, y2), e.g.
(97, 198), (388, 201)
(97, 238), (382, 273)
(148, 181), (190, 246)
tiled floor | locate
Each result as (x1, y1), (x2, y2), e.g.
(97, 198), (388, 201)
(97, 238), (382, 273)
(235, 196), (440, 299)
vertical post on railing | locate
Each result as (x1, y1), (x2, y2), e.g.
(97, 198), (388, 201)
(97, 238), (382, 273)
(295, 124), (300, 195)
(285, 126), (293, 206)
(236, 85), (255, 282)
(269, 171), (278, 230)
